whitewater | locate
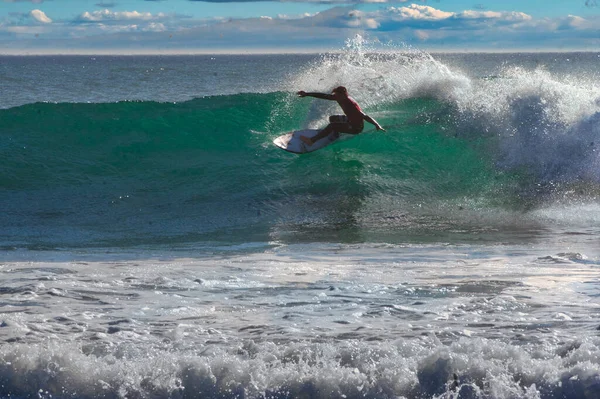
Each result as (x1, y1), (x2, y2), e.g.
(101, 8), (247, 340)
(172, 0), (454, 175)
(0, 43), (599, 398)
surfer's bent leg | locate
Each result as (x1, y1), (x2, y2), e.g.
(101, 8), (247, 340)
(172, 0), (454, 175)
(300, 115), (363, 146)
(300, 123), (336, 146)
(301, 123), (358, 147)
(331, 115), (363, 135)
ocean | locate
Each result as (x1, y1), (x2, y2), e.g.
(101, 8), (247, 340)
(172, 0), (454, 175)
(1, 46), (599, 398)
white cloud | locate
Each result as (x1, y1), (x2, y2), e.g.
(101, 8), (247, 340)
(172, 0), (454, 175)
(383, 5), (532, 24)
(387, 4), (454, 21)
(79, 9), (164, 22)
(144, 22), (166, 32)
(456, 10), (532, 22)
(30, 9), (51, 24)
(285, 7), (381, 30)
(1, 3), (597, 53)
(562, 14), (587, 28)
(5, 25), (46, 34)
(277, 13), (315, 20)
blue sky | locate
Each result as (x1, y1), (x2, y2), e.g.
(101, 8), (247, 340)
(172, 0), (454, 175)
(1, 0), (599, 54)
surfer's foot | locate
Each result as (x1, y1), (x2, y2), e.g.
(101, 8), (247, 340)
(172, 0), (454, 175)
(300, 136), (314, 146)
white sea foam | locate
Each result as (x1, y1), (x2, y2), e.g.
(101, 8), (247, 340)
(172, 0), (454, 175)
(0, 243), (598, 398)
(2, 335), (599, 399)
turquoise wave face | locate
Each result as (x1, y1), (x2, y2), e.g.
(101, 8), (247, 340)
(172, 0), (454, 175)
(0, 92), (593, 248)
(0, 95), (494, 191)
(1, 95), (274, 187)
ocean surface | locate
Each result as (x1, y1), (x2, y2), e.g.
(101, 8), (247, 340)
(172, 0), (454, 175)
(1, 45), (600, 398)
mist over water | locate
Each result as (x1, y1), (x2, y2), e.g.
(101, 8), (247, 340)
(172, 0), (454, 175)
(1, 42), (599, 398)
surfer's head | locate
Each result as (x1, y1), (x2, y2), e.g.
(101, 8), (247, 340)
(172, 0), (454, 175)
(332, 86), (348, 97)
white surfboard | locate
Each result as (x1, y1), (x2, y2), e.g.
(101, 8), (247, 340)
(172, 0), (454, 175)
(273, 129), (341, 154)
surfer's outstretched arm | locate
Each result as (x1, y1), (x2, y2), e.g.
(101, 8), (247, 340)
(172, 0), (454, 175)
(364, 114), (385, 131)
(297, 91), (335, 100)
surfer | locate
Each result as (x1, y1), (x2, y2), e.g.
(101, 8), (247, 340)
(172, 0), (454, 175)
(297, 86), (385, 146)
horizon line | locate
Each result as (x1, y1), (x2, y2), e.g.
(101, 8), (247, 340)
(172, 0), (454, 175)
(1, 48), (599, 56)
